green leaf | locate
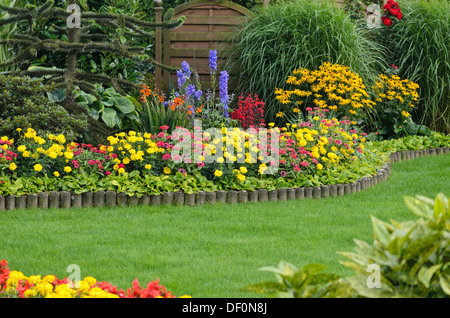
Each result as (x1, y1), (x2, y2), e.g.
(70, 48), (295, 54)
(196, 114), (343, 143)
(101, 107), (118, 128)
(345, 274), (394, 298)
(432, 193), (448, 222)
(112, 96), (135, 114)
(371, 216), (390, 247)
(47, 88), (66, 103)
(418, 264), (442, 288)
(403, 196), (433, 220)
(241, 282), (286, 295)
(302, 263), (328, 276)
(439, 275), (450, 296)
(338, 252), (370, 266)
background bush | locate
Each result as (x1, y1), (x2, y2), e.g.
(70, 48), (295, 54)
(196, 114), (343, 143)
(231, 0), (385, 125)
(387, 0), (449, 134)
(0, 75), (88, 141)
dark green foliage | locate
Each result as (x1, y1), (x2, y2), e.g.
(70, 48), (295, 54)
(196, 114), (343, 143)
(0, 74), (88, 141)
(0, 0), (185, 143)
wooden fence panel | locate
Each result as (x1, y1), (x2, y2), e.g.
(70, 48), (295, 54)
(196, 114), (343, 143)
(162, 0), (254, 93)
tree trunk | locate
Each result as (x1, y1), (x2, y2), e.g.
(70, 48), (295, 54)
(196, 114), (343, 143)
(63, 0), (111, 145)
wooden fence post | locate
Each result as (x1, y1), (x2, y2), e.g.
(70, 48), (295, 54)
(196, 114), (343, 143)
(154, 0), (164, 92)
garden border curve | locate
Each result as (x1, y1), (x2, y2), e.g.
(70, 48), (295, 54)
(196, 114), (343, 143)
(0, 147), (448, 211)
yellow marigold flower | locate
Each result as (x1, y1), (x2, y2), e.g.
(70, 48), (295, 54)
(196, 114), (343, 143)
(9, 162), (17, 171)
(64, 166), (72, 173)
(258, 163), (267, 174)
(118, 168), (125, 174)
(145, 164), (152, 169)
(123, 157), (131, 165)
(17, 145), (26, 152)
(214, 170), (223, 177)
(36, 281), (54, 296)
(28, 275), (42, 285)
(163, 167), (171, 174)
(34, 164), (43, 172)
(43, 275), (56, 284)
(47, 151), (58, 159)
(55, 135), (66, 144)
(24, 288), (38, 298)
(239, 166), (247, 174)
(83, 276), (97, 287)
(64, 152), (74, 160)
(54, 171), (60, 177)
(54, 284), (76, 298)
(236, 174), (246, 182)
(317, 163), (323, 170)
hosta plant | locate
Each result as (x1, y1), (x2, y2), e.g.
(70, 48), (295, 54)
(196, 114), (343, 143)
(340, 192), (449, 298)
(245, 193), (450, 298)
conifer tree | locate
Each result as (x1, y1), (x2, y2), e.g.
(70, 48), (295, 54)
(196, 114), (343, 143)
(0, 0), (185, 142)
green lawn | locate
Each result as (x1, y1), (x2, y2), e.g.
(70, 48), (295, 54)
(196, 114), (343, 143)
(0, 153), (449, 298)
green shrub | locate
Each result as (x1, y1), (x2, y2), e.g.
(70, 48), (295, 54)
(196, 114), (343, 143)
(0, 75), (88, 141)
(245, 192), (450, 298)
(389, 0), (449, 133)
(232, 0), (385, 125)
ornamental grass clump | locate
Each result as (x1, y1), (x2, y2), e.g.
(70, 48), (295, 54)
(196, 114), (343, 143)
(388, 0), (449, 133)
(232, 0), (385, 124)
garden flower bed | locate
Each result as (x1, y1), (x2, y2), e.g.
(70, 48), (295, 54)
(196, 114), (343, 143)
(0, 124), (448, 210)
(0, 259), (190, 298)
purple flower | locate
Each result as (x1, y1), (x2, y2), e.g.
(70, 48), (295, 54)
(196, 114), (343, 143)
(209, 50), (217, 72)
(177, 70), (186, 89)
(219, 70), (229, 117)
(181, 61), (191, 79)
(194, 89), (202, 101)
(185, 84), (196, 98)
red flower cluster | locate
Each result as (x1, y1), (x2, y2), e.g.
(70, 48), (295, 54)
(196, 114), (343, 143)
(382, 0), (402, 26)
(0, 139), (17, 163)
(0, 260), (9, 287)
(231, 93), (265, 130)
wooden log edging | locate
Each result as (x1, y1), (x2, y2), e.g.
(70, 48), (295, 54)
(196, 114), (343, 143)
(0, 147), (448, 211)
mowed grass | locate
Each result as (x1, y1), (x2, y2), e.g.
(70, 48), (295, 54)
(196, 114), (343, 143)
(0, 153), (448, 298)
